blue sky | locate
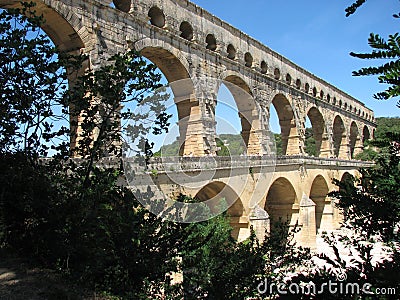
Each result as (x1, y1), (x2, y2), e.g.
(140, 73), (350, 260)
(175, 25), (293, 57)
(146, 1), (400, 150)
(191, 0), (400, 118)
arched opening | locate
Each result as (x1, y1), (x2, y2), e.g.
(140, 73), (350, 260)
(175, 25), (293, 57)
(349, 122), (359, 158)
(333, 97), (337, 105)
(244, 52), (253, 68)
(206, 34), (217, 51)
(220, 76), (260, 155)
(274, 68), (280, 80)
(270, 94), (299, 155)
(195, 182), (248, 241)
(310, 175), (330, 234)
(139, 47), (203, 156)
(214, 83), (244, 156)
(333, 115), (346, 158)
(327, 94), (331, 103)
(113, 0), (130, 12)
(265, 178), (298, 231)
(363, 126), (371, 144)
(306, 107), (328, 157)
(305, 83), (310, 94)
(3, 2), (88, 155)
(0, 3), (87, 157)
(227, 44), (236, 60)
(312, 87), (317, 97)
(320, 90), (324, 99)
(296, 79), (301, 89)
(286, 73), (292, 85)
(260, 61), (268, 74)
(179, 21), (193, 41)
(148, 6), (165, 28)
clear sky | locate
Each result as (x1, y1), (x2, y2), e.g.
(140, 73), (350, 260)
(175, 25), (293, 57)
(190, 0), (400, 118)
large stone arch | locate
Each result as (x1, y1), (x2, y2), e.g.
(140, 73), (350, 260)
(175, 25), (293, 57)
(270, 93), (300, 155)
(0, 0), (95, 154)
(1, 0), (91, 52)
(306, 106), (329, 157)
(349, 121), (360, 158)
(362, 125), (371, 144)
(332, 115), (347, 159)
(134, 43), (210, 156)
(265, 177), (299, 229)
(309, 175), (331, 234)
(218, 73), (262, 155)
(195, 181), (249, 241)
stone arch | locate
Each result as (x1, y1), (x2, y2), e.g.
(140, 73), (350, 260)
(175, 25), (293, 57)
(296, 79), (301, 89)
(195, 181), (248, 241)
(309, 175), (330, 234)
(286, 73), (292, 85)
(363, 125), (371, 144)
(306, 107), (329, 157)
(136, 44), (209, 156)
(332, 115), (346, 158)
(244, 52), (253, 68)
(305, 83), (310, 93)
(219, 73), (262, 155)
(113, 0), (130, 13)
(1, 1), (94, 154)
(260, 61), (268, 74)
(148, 6), (165, 28)
(227, 44), (236, 59)
(274, 68), (281, 80)
(312, 87), (317, 97)
(265, 177), (298, 229)
(270, 93), (300, 155)
(3, 0), (89, 52)
(349, 121), (359, 158)
(179, 21), (194, 40)
(205, 34), (217, 51)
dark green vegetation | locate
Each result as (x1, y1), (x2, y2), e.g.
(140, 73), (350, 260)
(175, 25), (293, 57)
(0, 4), (310, 299)
(355, 117), (400, 160)
(1, 1), (400, 299)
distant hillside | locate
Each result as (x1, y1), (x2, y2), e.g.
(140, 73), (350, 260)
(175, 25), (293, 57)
(355, 117), (400, 161)
(153, 129), (321, 157)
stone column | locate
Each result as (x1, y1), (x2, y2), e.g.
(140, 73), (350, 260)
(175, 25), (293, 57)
(298, 194), (316, 249)
(319, 133), (331, 158)
(352, 136), (364, 158)
(176, 95), (214, 156)
(249, 205), (270, 241)
(338, 134), (349, 159)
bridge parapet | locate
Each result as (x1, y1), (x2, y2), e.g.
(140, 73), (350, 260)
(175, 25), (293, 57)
(120, 155), (374, 174)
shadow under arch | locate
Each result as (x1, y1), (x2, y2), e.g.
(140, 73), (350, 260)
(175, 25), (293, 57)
(306, 106), (329, 157)
(309, 175), (330, 233)
(195, 181), (249, 241)
(333, 115), (346, 158)
(265, 177), (298, 231)
(349, 121), (359, 158)
(270, 94), (300, 155)
(362, 125), (371, 144)
(219, 74), (262, 155)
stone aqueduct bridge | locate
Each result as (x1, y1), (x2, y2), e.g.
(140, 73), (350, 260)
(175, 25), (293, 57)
(1, 0), (376, 247)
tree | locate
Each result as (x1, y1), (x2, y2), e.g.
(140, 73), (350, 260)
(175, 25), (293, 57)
(0, 4), (313, 299)
(346, 0), (400, 104)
